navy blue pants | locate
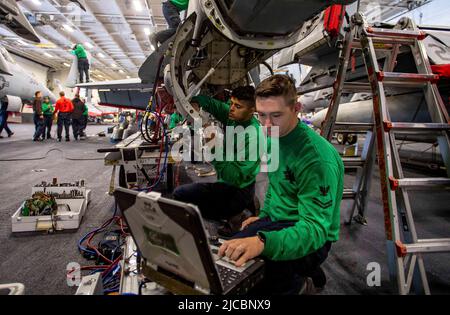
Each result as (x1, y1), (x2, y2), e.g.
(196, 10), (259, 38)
(57, 112), (71, 140)
(43, 116), (53, 139)
(33, 114), (44, 140)
(0, 110), (12, 136)
(155, 1), (181, 44)
(232, 217), (332, 295)
(173, 182), (255, 221)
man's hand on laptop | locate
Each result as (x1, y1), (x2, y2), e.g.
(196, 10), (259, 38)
(218, 237), (264, 267)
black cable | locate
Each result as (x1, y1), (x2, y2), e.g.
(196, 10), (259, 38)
(0, 148), (104, 162)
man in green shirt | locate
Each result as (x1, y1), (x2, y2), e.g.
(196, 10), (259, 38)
(218, 75), (344, 294)
(150, 0), (189, 49)
(42, 96), (54, 140)
(72, 43), (90, 83)
(173, 86), (261, 222)
(80, 102), (89, 139)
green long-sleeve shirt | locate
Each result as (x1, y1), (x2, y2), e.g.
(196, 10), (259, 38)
(72, 44), (87, 59)
(42, 102), (54, 116)
(191, 95), (261, 189)
(259, 122), (344, 261)
(169, 112), (184, 129)
(83, 104), (88, 116)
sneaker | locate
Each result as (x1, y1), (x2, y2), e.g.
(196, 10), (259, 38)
(57, 138), (62, 142)
(8, 132), (14, 138)
(299, 277), (318, 295)
(0, 135), (4, 139)
(309, 266), (327, 289)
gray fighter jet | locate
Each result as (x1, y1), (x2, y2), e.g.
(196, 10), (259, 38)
(0, 45), (56, 112)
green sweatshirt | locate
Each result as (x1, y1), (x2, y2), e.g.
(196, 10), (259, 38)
(72, 44), (87, 59)
(170, 0), (189, 11)
(259, 122), (344, 261)
(192, 95), (261, 189)
(83, 104), (88, 116)
(169, 112), (184, 129)
(42, 102), (54, 116)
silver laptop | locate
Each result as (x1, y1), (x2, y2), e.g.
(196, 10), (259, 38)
(114, 187), (265, 295)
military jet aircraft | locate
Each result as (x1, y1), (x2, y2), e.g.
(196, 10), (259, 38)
(0, 45), (56, 113)
(137, 0), (358, 124)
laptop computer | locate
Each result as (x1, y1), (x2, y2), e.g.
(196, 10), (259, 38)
(114, 187), (265, 295)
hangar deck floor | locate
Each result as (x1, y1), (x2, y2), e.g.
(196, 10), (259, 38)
(0, 123), (449, 295)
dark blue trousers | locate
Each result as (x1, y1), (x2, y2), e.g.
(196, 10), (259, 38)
(173, 182), (255, 221)
(33, 114), (44, 140)
(232, 217), (332, 295)
(155, 1), (181, 44)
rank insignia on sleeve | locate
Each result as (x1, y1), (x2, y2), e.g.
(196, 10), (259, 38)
(312, 197), (333, 209)
(320, 186), (330, 196)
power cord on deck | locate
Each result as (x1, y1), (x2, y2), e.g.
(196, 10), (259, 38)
(0, 148), (104, 162)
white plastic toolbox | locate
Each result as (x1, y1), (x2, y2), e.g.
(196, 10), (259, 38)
(11, 186), (91, 233)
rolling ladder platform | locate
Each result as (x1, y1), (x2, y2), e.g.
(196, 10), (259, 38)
(321, 12), (450, 294)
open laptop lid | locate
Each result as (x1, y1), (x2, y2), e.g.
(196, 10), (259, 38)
(114, 187), (222, 294)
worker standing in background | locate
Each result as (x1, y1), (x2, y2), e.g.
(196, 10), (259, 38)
(80, 100), (89, 140)
(54, 91), (74, 142)
(72, 43), (90, 83)
(41, 96), (54, 140)
(0, 96), (13, 139)
(149, 0), (189, 49)
(32, 91), (45, 142)
(219, 75), (344, 295)
(71, 94), (85, 141)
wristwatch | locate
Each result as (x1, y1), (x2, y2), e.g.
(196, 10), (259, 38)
(257, 232), (266, 244)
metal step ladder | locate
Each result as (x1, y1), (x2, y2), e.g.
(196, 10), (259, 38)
(321, 11), (450, 294)
(354, 13), (450, 294)
(320, 16), (376, 226)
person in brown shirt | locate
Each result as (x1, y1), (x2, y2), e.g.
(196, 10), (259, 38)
(32, 91), (45, 142)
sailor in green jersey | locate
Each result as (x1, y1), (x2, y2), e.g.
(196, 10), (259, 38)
(173, 86), (262, 222)
(72, 43), (90, 83)
(79, 102), (88, 139)
(218, 75), (344, 295)
(42, 96), (54, 140)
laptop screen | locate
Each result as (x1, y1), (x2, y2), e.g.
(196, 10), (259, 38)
(114, 187), (222, 294)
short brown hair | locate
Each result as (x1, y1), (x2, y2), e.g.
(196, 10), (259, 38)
(59, 91), (65, 97)
(255, 75), (297, 106)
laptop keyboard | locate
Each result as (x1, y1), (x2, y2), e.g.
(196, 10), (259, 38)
(217, 264), (242, 287)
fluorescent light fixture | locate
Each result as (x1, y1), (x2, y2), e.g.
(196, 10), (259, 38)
(63, 62), (71, 67)
(17, 39), (30, 46)
(119, 69), (125, 74)
(126, 75), (131, 79)
(84, 42), (94, 49)
(133, 0), (143, 11)
(111, 63), (117, 68)
(97, 74), (104, 78)
(97, 53), (105, 58)
(32, 0), (42, 5)
(44, 52), (54, 58)
(144, 27), (151, 36)
(63, 24), (74, 33)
